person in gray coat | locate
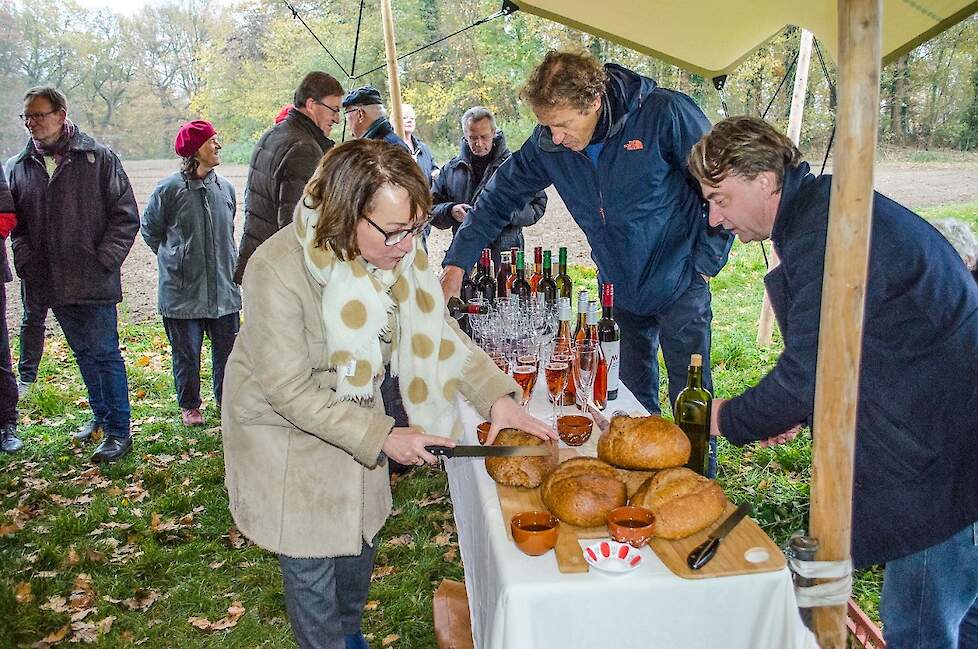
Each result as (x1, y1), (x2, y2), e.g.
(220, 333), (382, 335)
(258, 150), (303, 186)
(142, 120), (242, 427)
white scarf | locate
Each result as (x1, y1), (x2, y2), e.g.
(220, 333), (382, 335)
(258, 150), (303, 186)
(295, 201), (470, 439)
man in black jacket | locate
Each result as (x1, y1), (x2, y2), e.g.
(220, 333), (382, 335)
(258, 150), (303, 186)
(431, 106), (547, 269)
(690, 116), (978, 649)
(8, 87), (139, 463)
(235, 72), (343, 284)
(342, 86), (409, 152)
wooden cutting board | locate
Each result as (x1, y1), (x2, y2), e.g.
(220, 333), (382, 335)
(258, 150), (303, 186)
(495, 450), (785, 576)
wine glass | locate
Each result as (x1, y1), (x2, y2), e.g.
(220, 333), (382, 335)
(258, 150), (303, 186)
(573, 342), (598, 412)
(544, 359), (569, 425)
(512, 363), (538, 406)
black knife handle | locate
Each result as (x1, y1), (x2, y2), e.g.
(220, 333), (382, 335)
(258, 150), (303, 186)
(424, 445), (453, 457)
(687, 537), (720, 570)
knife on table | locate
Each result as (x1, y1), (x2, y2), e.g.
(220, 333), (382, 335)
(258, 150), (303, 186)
(586, 405), (627, 434)
(424, 445), (552, 458)
(686, 502), (753, 570)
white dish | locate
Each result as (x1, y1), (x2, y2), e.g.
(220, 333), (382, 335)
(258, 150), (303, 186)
(583, 540), (643, 575)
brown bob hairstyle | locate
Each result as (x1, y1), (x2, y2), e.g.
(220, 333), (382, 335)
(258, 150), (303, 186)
(302, 139), (432, 260)
(688, 116), (803, 191)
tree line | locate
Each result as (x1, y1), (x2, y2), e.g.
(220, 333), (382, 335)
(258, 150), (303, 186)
(2, 0), (977, 163)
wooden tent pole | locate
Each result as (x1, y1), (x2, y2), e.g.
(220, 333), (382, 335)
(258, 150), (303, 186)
(379, 0), (406, 141)
(810, 2), (880, 647)
(757, 28), (814, 347)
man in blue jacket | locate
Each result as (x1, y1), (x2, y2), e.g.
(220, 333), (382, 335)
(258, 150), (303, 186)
(691, 116), (978, 649)
(439, 51), (733, 426)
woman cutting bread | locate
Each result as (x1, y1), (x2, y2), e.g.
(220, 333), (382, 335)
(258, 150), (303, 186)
(221, 139), (553, 649)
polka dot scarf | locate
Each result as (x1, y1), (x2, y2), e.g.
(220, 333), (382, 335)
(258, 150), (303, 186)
(295, 202), (470, 439)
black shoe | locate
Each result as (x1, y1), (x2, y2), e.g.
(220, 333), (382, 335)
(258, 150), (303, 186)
(0, 423), (22, 453)
(74, 421), (103, 442)
(90, 436), (132, 464)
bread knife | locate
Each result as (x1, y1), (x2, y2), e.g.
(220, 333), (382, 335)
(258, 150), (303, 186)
(686, 502), (752, 570)
(424, 445), (551, 458)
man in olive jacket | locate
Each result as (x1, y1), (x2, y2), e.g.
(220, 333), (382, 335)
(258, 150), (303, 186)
(8, 87), (138, 463)
(234, 72), (343, 284)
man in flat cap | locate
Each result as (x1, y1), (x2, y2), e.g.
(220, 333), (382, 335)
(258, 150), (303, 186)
(342, 86), (409, 150)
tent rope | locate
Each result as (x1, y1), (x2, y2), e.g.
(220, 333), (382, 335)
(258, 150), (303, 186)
(350, 1), (518, 80)
(761, 48), (800, 120)
(813, 38), (837, 175)
(341, 0), (367, 141)
(281, 0), (350, 77)
(712, 75), (729, 117)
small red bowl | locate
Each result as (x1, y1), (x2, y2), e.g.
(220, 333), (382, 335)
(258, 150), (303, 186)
(476, 421), (491, 445)
(510, 511), (560, 556)
(557, 415), (593, 446)
(606, 505), (656, 548)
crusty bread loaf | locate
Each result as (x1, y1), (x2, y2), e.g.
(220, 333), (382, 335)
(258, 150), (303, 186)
(484, 429), (557, 488)
(629, 467), (726, 539)
(540, 457), (626, 527)
(597, 415), (691, 470)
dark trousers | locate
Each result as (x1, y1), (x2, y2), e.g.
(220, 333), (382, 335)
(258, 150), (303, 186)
(381, 370), (411, 475)
(18, 281), (48, 383)
(279, 539), (376, 649)
(0, 284), (18, 425)
(162, 313), (239, 409)
(616, 274), (718, 476)
(53, 304), (130, 440)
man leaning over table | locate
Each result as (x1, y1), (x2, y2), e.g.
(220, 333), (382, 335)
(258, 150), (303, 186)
(437, 50), (733, 477)
(689, 115), (978, 649)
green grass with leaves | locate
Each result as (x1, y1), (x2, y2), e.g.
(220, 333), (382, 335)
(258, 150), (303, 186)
(4, 201), (970, 646)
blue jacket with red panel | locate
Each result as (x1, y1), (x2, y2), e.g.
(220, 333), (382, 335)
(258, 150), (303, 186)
(442, 63), (733, 316)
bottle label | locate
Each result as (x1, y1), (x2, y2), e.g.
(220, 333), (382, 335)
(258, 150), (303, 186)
(601, 340), (620, 393)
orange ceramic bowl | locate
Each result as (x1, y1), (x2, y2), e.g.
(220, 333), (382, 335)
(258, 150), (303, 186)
(510, 511), (560, 556)
(606, 505), (656, 548)
(557, 415), (593, 446)
(476, 421), (491, 445)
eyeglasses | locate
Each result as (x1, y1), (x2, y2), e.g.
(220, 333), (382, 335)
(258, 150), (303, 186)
(344, 107), (361, 117)
(464, 134), (494, 144)
(313, 100), (341, 115)
(19, 110), (60, 123)
(363, 215), (432, 246)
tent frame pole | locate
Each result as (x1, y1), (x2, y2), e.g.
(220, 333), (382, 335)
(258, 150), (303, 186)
(810, 1), (881, 647)
(757, 28), (815, 347)
(379, 0), (406, 141)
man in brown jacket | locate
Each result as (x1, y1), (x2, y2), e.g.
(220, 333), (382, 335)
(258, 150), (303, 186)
(234, 72), (343, 283)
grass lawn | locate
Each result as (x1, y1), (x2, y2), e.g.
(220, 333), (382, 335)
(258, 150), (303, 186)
(2, 202), (972, 647)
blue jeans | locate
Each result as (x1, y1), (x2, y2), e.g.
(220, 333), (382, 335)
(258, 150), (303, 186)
(616, 273), (718, 476)
(881, 520), (978, 649)
(163, 313), (239, 409)
(279, 540), (375, 649)
(52, 304), (130, 440)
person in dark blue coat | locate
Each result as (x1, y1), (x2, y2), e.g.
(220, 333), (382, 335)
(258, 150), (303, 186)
(342, 86), (409, 151)
(690, 116), (978, 649)
(438, 51), (733, 431)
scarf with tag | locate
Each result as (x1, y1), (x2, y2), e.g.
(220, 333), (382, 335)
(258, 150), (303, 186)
(33, 118), (75, 166)
(294, 200), (470, 439)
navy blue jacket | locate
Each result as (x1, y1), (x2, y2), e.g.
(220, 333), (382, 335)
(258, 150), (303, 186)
(443, 64), (733, 315)
(720, 162), (978, 568)
(407, 134), (438, 187)
(363, 118), (409, 151)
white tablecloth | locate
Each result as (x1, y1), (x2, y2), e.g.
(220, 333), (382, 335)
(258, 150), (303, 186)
(446, 381), (819, 649)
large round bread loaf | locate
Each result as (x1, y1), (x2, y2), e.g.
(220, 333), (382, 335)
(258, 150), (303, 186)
(540, 457), (626, 527)
(629, 467), (726, 539)
(484, 429), (557, 488)
(597, 415), (691, 469)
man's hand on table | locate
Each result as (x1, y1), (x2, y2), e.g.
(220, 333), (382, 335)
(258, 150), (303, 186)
(440, 265), (464, 300)
(487, 396), (557, 445)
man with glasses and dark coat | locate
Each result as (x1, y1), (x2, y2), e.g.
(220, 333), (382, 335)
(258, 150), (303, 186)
(431, 106), (547, 270)
(7, 86), (139, 463)
(235, 71), (344, 284)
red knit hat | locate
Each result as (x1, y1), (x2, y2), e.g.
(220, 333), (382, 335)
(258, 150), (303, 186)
(275, 104), (293, 124)
(174, 120), (217, 158)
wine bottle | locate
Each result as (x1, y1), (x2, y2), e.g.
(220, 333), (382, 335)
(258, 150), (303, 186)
(587, 302), (608, 410)
(511, 250), (532, 303)
(529, 246), (543, 293)
(447, 296), (488, 319)
(598, 283), (620, 401)
(536, 249), (558, 307)
(507, 247), (519, 291)
(555, 247), (572, 300)
(460, 265), (476, 303)
(496, 251), (511, 299)
(476, 249), (496, 302)
(554, 300), (576, 406)
(573, 289), (589, 343)
(675, 354), (712, 477)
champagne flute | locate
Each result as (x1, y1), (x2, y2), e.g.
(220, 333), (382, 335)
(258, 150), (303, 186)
(512, 364), (538, 406)
(544, 360), (569, 425)
(573, 342), (598, 412)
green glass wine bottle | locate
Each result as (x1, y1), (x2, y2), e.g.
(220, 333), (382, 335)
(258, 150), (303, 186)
(675, 353), (712, 476)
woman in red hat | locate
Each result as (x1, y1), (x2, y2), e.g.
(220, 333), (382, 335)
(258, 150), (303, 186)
(140, 120), (242, 427)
